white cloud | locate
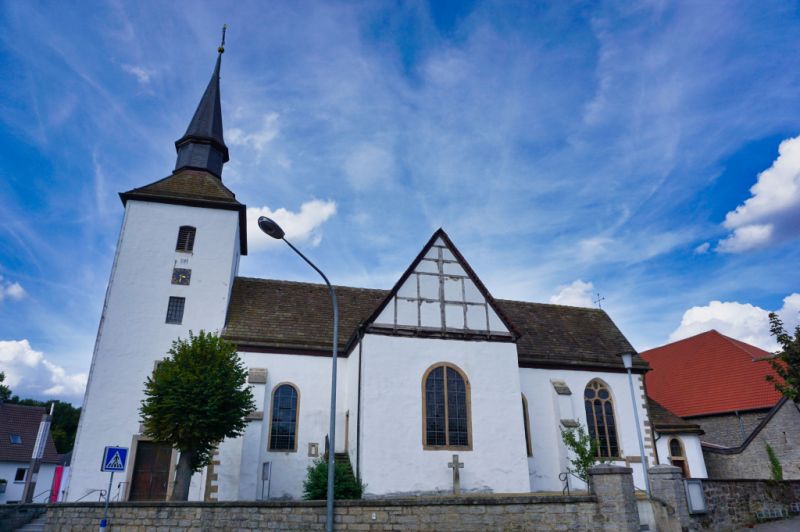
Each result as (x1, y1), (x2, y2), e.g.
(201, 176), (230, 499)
(121, 64), (154, 84)
(549, 279), (595, 307)
(669, 293), (800, 351)
(694, 242), (710, 254)
(0, 339), (87, 401)
(228, 113), (280, 153)
(717, 135), (800, 252)
(247, 200), (337, 252)
(0, 275), (26, 302)
(344, 143), (395, 190)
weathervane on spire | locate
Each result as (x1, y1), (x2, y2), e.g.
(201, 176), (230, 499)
(593, 292), (605, 309)
(218, 24), (227, 54)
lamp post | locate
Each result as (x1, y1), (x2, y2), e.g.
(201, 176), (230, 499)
(620, 351), (651, 496)
(258, 216), (339, 532)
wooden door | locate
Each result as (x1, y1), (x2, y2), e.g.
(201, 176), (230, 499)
(129, 441), (172, 501)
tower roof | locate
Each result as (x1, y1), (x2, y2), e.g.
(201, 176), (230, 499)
(174, 48), (229, 178)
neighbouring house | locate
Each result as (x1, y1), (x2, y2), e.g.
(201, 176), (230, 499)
(646, 398), (707, 479)
(0, 402), (62, 503)
(65, 43), (662, 502)
(642, 329), (800, 479)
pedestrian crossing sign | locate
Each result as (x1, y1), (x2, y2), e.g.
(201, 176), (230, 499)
(101, 446), (128, 472)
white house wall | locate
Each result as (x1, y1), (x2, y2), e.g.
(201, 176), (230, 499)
(67, 200), (240, 502)
(0, 462), (58, 503)
(359, 334), (529, 496)
(655, 433), (707, 479)
(214, 351), (349, 500)
(519, 368), (652, 492)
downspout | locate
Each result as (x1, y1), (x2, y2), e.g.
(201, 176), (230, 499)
(356, 325), (364, 481)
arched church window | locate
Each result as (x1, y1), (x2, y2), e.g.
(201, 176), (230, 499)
(522, 394), (533, 457)
(584, 380), (620, 458)
(422, 363), (471, 449)
(669, 437), (690, 478)
(269, 384), (299, 452)
(176, 226), (196, 252)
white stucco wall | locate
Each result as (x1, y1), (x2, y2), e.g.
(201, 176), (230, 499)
(519, 368), (652, 492)
(0, 462), (58, 503)
(359, 334), (530, 496)
(214, 351), (348, 500)
(67, 200), (240, 502)
(655, 433), (708, 479)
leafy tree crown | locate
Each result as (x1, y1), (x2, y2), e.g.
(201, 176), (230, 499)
(765, 312), (800, 401)
(139, 331), (255, 471)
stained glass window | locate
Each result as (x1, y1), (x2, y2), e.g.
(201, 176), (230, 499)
(584, 380), (620, 458)
(424, 364), (470, 448)
(269, 384), (299, 451)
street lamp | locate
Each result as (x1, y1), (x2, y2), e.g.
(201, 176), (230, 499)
(258, 216), (339, 532)
(620, 351), (651, 496)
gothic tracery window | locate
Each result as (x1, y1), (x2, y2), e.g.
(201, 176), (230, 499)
(269, 384), (299, 451)
(423, 363), (471, 449)
(584, 380), (620, 458)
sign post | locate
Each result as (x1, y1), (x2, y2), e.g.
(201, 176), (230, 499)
(100, 446), (128, 531)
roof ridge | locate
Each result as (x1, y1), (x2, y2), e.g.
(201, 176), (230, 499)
(640, 329), (721, 354)
(497, 298), (606, 312)
(235, 276), (388, 293)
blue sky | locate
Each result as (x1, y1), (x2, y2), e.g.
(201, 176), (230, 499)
(1, 0), (799, 404)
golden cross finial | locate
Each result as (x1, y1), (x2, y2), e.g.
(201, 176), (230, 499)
(218, 24), (227, 54)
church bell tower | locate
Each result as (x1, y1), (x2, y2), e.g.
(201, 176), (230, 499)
(67, 31), (247, 502)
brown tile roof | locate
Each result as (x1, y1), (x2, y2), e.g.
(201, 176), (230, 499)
(496, 299), (646, 371)
(224, 278), (387, 352)
(647, 397), (703, 435)
(0, 403), (61, 464)
(120, 169), (241, 205)
(223, 277), (647, 372)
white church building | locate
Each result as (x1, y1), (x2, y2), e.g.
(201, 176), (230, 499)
(66, 45), (706, 503)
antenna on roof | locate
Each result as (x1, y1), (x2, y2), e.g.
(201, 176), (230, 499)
(593, 292), (605, 309)
(218, 24), (227, 54)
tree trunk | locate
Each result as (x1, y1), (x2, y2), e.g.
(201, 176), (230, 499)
(170, 450), (195, 501)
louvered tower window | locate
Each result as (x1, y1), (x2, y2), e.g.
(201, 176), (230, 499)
(176, 226), (196, 252)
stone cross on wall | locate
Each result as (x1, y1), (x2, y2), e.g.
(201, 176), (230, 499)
(448, 454), (464, 495)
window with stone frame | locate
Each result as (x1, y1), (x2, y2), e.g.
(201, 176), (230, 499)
(423, 363), (471, 449)
(584, 380), (620, 458)
(269, 384), (299, 452)
(669, 437), (690, 478)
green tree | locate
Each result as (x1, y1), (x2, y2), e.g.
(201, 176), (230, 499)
(140, 331), (255, 501)
(765, 312), (800, 401)
(302, 458), (364, 500)
(560, 424), (602, 483)
(0, 372), (10, 402)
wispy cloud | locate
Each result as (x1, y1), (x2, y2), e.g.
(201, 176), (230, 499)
(121, 64), (154, 84)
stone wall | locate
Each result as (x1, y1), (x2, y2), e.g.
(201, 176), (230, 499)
(41, 465), (641, 532)
(688, 409), (768, 447)
(691, 479), (800, 530)
(44, 495), (600, 531)
(703, 400), (800, 480)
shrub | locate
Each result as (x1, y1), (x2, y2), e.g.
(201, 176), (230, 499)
(560, 424), (602, 482)
(302, 458), (364, 500)
(766, 443), (783, 481)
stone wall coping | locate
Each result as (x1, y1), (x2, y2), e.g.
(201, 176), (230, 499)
(648, 465), (682, 475)
(588, 464), (634, 475)
(40, 493), (596, 510)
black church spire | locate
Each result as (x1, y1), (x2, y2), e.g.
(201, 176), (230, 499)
(174, 26), (229, 179)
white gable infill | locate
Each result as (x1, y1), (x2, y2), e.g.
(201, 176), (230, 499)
(366, 229), (517, 341)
